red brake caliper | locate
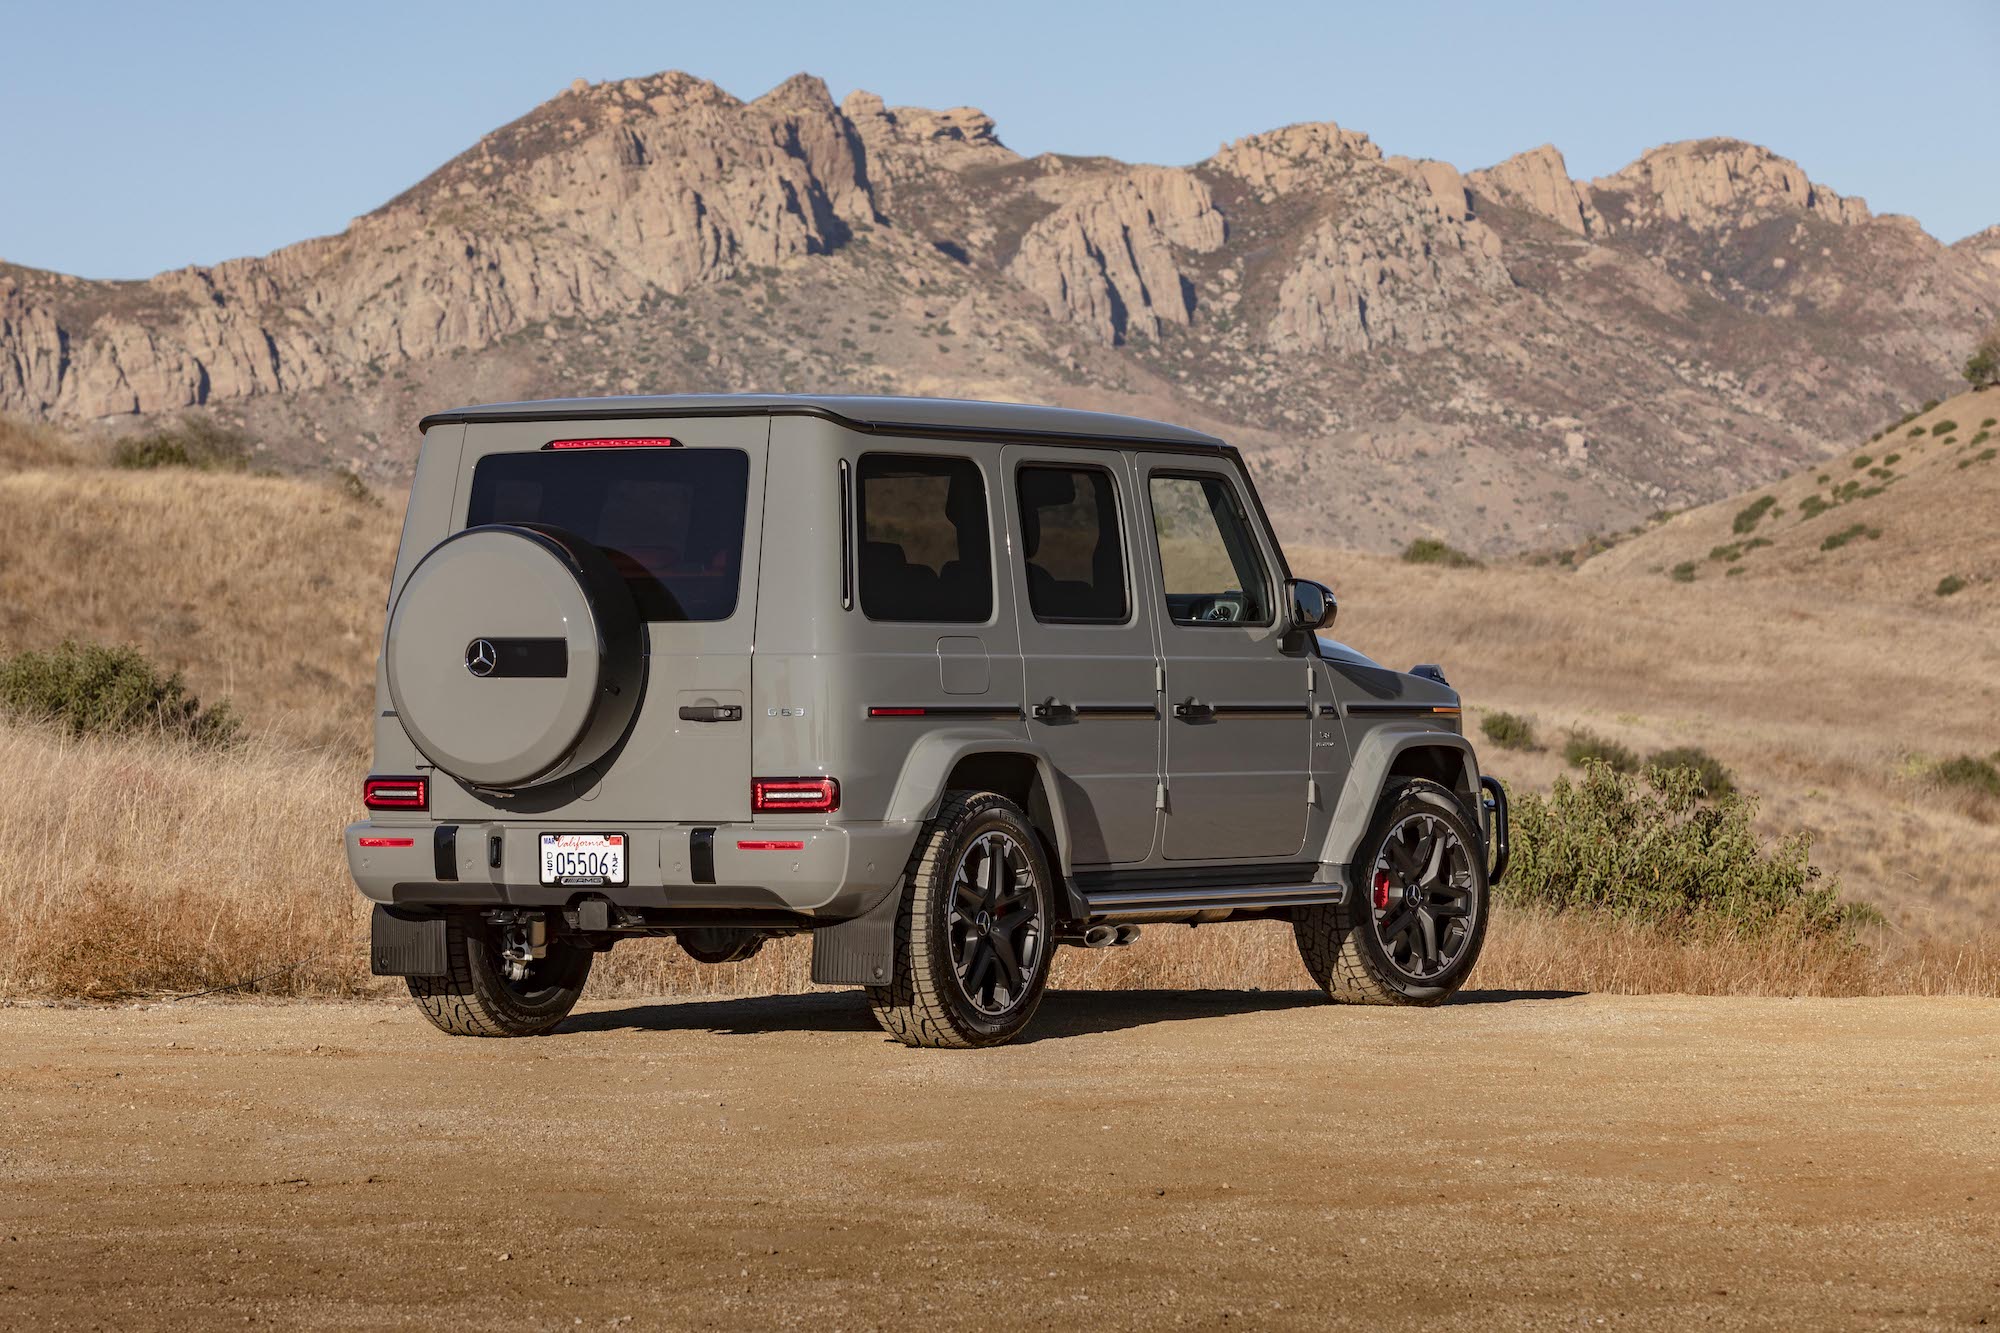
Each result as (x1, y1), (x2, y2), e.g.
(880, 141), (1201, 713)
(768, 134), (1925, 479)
(1372, 869), (1393, 910)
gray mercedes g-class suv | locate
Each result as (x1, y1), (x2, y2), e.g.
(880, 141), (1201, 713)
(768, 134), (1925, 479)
(349, 395), (1507, 1048)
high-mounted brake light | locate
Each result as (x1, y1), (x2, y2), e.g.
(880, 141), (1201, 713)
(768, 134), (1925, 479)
(543, 437), (681, 450)
(363, 776), (429, 811)
(751, 778), (840, 814)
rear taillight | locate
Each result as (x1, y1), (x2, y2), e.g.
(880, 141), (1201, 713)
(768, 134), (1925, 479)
(544, 436), (681, 450)
(363, 776), (429, 812)
(751, 777), (839, 814)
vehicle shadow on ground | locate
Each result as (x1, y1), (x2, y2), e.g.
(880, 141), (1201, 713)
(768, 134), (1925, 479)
(560, 986), (1584, 1041)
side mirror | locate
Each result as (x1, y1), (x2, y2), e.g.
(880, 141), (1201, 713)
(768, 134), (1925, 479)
(1288, 578), (1338, 634)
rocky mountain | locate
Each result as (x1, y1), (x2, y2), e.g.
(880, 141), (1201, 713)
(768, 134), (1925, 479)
(3, 70), (1995, 553)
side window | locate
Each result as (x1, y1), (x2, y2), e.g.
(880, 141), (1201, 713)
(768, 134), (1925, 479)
(1016, 465), (1128, 624)
(1148, 473), (1271, 626)
(856, 453), (993, 623)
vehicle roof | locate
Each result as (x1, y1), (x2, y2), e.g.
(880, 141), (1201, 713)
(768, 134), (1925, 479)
(418, 393), (1228, 450)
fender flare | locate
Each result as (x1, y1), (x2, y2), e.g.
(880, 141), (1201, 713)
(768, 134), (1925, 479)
(1320, 726), (1481, 869)
(884, 730), (1078, 874)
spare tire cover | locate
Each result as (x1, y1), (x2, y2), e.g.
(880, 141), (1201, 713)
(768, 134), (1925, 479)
(385, 525), (644, 789)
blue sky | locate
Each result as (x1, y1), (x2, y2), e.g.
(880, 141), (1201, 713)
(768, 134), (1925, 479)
(3, 0), (1995, 279)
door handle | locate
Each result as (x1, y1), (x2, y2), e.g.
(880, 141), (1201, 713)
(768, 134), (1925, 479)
(678, 704), (743, 723)
(1031, 698), (1078, 722)
(1171, 699), (1213, 720)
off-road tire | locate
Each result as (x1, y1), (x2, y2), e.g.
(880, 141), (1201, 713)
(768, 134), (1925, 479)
(866, 791), (1054, 1049)
(407, 914), (594, 1037)
(1295, 779), (1489, 1006)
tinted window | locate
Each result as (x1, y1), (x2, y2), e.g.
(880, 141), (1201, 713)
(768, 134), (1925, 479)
(466, 448), (749, 622)
(1148, 473), (1271, 626)
(1017, 465), (1128, 623)
(857, 454), (992, 623)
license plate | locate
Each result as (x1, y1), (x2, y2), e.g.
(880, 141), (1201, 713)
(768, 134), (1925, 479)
(539, 833), (627, 886)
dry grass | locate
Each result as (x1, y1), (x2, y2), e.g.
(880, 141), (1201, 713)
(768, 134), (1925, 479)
(0, 415), (81, 470)
(0, 466), (398, 751)
(2, 721), (1994, 1002)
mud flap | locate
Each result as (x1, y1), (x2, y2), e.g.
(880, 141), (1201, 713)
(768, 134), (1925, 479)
(809, 884), (903, 986)
(370, 905), (450, 977)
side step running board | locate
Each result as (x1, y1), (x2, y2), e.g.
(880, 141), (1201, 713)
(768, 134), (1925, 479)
(1081, 881), (1346, 917)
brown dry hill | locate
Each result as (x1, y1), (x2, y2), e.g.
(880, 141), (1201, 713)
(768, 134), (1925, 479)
(1582, 387), (2000, 606)
(3, 72), (1996, 554)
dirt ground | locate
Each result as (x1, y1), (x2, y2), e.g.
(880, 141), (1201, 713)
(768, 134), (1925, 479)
(1, 991), (1996, 1331)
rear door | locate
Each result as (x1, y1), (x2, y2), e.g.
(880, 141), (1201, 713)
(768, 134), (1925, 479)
(1004, 445), (1163, 865)
(434, 415), (768, 823)
(1137, 458), (1311, 860)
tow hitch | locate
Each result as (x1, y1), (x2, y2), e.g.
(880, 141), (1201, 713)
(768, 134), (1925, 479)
(494, 912), (549, 982)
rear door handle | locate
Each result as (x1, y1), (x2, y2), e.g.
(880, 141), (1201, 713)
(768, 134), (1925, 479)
(1031, 698), (1078, 722)
(678, 704), (743, 723)
(1171, 699), (1213, 720)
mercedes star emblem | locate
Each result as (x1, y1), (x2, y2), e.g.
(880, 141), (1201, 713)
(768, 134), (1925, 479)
(465, 638), (498, 677)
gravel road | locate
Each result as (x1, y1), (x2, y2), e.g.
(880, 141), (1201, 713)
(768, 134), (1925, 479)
(1, 990), (1995, 1329)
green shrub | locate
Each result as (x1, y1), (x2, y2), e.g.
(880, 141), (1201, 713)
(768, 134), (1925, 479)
(1851, 454), (1874, 469)
(1726, 566), (1746, 577)
(334, 468), (379, 507)
(1501, 764), (1856, 940)
(1480, 711), (1538, 751)
(1744, 536), (1773, 551)
(1564, 728), (1639, 773)
(1799, 495), (1832, 519)
(1923, 398), (1941, 412)
(0, 640), (238, 745)
(1647, 745), (1736, 798)
(1982, 418), (1997, 429)
(1907, 426), (1925, 437)
(1958, 448), (1998, 470)
(110, 415), (251, 472)
(1816, 473), (1831, 484)
(1971, 431), (1991, 447)
(1669, 561), (1697, 583)
(1931, 420), (1958, 436)
(1883, 452), (1902, 466)
(1731, 495), (1777, 534)
(1933, 755), (2000, 798)
(1937, 574), (1966, 597)
(1708, 543), (1741, 563)
(1400, 538), (1479, 568)
(1820, 523), (1879, 551)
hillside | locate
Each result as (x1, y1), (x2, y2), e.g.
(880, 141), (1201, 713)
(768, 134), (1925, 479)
(3, 72), (1996, 554)
(0, 439), (397, 750)
(1581, 387), (2000, 605)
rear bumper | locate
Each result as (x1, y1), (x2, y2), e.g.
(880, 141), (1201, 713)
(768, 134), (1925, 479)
(346, 819), (919, 918)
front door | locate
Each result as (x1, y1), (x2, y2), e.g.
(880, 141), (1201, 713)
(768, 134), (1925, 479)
(1004, 446), (1163, 865)
(1138, 459), (1310, 860)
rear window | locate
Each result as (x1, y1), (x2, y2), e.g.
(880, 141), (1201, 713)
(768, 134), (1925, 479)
(465, 448), (750, 622)
(856, 454), (992, 623)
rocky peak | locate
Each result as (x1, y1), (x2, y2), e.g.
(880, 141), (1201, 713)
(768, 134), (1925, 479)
(1600, 139), (1870, 230)
(1385, 157), (1471, 220)
(1468, 144), (1603, 236)
(840, 90), (1014, 173)
(1006, 167), (1226, 345)
(1957, 224), (2000, 275)
(1210, 121), (1382, 197)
